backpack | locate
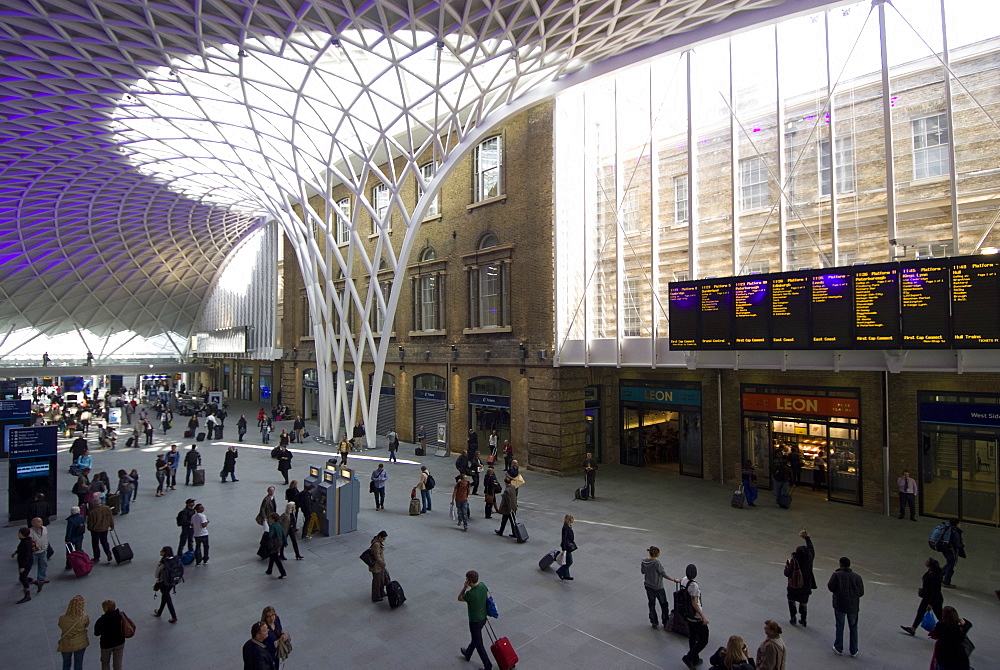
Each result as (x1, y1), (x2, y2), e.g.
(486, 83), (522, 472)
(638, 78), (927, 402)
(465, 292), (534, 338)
(677, 580), (698, 620)
(788, 558), (804, 589)
(176, 507), (195, 528)
(424, 473), (436, 490)
(162, 556), (184, 590)
(928, 522), (952, 551)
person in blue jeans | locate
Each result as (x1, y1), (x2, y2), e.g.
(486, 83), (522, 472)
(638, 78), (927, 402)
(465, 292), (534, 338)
(418, 466), (432, 513)
(827, 556), (864, 657)
(556, 515), (575, 580)
(458, 570), (492, 670)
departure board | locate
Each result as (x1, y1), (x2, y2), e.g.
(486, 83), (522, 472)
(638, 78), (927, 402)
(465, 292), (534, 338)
(668, 284), (700, 348)
(853, 265), (900, 347)
(951, 259), (1000, 346)
(771, 273), (811, 346)
(900, 261), (951, 347)
(699, 280), (734, 348)
(810, 272), (853, 348)
(734, 278), (770, 347)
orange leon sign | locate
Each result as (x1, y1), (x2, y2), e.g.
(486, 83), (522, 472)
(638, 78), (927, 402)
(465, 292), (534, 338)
(741, 393), (859, 418)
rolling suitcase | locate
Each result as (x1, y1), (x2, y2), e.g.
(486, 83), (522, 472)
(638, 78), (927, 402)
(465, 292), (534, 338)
(731, 485), (745, 509)
(192, 467), (205, 486)
(575, 486), (589, 500)
(409, 498), (421, 515)
(184, 429), (194, 438)
(214, 425), (223, 440)
(539, 549), (560, 570)
(196, 431), (206, 442)
(667, 584), (691, 636)
(777, 493), (793, 509)
(110, 530), (133, 564)
(66, 543), (93, 578)
(486, 621), (519, 669)
(387, 579), (406, 608)
(106, 492), (121, 515)
(415, 446), (425, 456)
(513, 521), (528, 543)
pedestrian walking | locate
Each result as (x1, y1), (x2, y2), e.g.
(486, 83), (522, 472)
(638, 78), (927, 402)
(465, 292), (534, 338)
(338, 434), (350, 465)
(176, 498), (196, 556)
(192, 504), (209, 566)
(154, 454), (168, 497)
(458, 570), (493, 670)
(64, 506), (86, 569)
(264, 513), (287, 578)
(276, 445), (293, 485)
(785, 529), (817, 626)
(417, 425), (426, 455)
(153, 547), (180, 622)
(353, 420), (366, 451)
(494, 477), (518, 537)
(641, 546), (680, 629)
(94, 599), (127, 669)
(221, 445), (239, 482)
(582, 452), (598, 499)
(897, 469), (918, 521)
(935, 519), (965, 589)
(756, 620), (787, 670)
(279, 502), (303, 560)
(237, 414), (248, 442)
(368, 530), (388, 601)
(502, 439), (513, 471)
(86, 500), (114, 564)
(900, 557), (944, 636)
(488, 429), (498, 458)
(681, 564), (710, 669)
(166, 444), (180, 489)
(828, 556), (864, 657)
(293, 415), (305, 443)
(143, 420), (154, 446)
(256, 487), (277, 526)
(371, 463), (388, 510)
(928, 605), (973, 670)
(13, 526), (36, 603)
(128, 469), (140, 501)
(115, 470), (133, 515)
(555, 514), (575, 580)
(483, 465), (500, 518)
(28, 516), (50, 586)
(387, 428), (399, 462)
(260, 417), (272, 444)
(741, 460), (758, 507)
(417, 465), (432, 513)
(452, 473), (471, 531)
(298, 484), (314, 539)
(57, 595), (90, 670)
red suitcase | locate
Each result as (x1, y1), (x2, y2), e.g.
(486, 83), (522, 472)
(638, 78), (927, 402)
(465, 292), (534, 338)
(66, 544), (93, 578)
(486, 621), (518, 669)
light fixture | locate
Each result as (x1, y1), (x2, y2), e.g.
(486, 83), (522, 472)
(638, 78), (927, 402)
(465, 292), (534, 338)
(483, 350), (491, 360)
(518, 342), (527, 362)
(423, 350), (431, 361)
(398, 345), (405, 360)
(451, 345), (458, 360)
(537, 349), (548, 360)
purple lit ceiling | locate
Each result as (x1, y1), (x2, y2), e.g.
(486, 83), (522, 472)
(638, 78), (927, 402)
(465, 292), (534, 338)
(0, 0), (809, 339)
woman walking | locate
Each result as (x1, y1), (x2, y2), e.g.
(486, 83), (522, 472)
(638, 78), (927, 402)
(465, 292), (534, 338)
(900, 557), (944, 636)
(94, 599), (126, 670)
(555, 514), (576, 581)
(154, 454), (168, 497)
(755, 620), (787, 670)
(279, 502), (304, 560)
(265, 513), (287, 578)
(928, 606), (972, 670)
(221, 445), (239, 482)
(128, 469), (140, 501)
(741, 460), (758, 507)
(483, 465), (500, 518)
(14, 526), (36, 603)
(784, 529), (816, 626)
(369, 530), (388, 602)
(57, 595), (90, 670)
(153, 546), (178, 623)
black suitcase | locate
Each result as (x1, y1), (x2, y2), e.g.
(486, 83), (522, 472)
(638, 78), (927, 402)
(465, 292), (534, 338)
(576, 486), (589, 500)
(777, 493), (792, 509)
(214, 425), (223, 439)
(415, 447), (425, 456)
(111, 530), (133, 564)
(731, 486), (745, 509)
(539, 549), (560, 570)
(513, 522), (528, 543)
(192, 468), (205, 486)
(106, 493), (121, 515)
(196, 432), (206, 442)
(387, 579), (406, 608)
(125, 437), (135, 448)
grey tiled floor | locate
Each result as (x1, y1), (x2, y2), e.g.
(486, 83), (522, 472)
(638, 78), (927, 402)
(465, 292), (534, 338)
(3, 403), (999, 669)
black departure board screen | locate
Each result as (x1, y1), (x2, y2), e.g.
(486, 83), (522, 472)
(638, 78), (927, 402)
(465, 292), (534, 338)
(853, 265), (900, 347)
(734, 278), (770, 347)
(668, 284), (700, 348)
(771, 273), (811, 346)
(699, 280), (734, 348)
(666, 255), (1000, 350)
(901, 261), (950, 347)
(810, 271), (853, 348)
(951, 259), (1000, 346)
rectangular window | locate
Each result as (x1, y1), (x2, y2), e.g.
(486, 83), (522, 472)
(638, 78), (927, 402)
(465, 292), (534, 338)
(820, 137), (856, 196)
(674, 175), (688, 224)
(371, 183), (389, 235)
(419, 162), (439, 217)
(912, 114), (949, 180)
(479, 263), (500, 327)
(336, 197), (350, 245)
(370, 281), (389, 333)
(740, 157), (769, 211)
(300, 295), (313, 337)
(623, 278), (642, 337)
(473, 136), (502, 202)
(420, 276), (437, 331)
(620, 189), (640, 232)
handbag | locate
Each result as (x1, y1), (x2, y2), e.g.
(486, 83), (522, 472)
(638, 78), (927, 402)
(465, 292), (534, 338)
(120, 610), (136, 638)
(566, 541), (578, 552)
(277, 633), (293, 661)
(919, 608), (936, 632)
(46, 544), (55, 559)
(359, 547), (376, 567)
(486, 595), (499, 619)
(961, 635), (974, 657)
(369, 480), (376, 493)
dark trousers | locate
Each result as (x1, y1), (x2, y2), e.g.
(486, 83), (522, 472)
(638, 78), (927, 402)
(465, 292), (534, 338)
(941, 547), (957, 585)
(91, 530), (111, 561)
(498, 513), (514, 534)
(463, 619), (492, 668)
(556, 549), (574, 578)
(19, 558), (34, 590)
(156, 585), (177, 618)
(685, 620), (709, 662)
(898, 492), (916, 519)
(286, 527), (301, 559)
(470, 472), (480, 495)
(910, 598), (943, 630)
(185, 465), (197, 485)
(194, 536), (209, 564)
(266, 553), (286, 577)
(788, 599), (808, 624)
(373, 488), (385, 509)
(585, 472), (596, 498)
(504, 454), (512, 471)
(645, 586), (668, 625)
(178, 526), (193, 555)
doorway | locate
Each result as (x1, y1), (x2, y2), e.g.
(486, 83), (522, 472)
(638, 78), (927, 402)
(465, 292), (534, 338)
(921, 430), (998, 526)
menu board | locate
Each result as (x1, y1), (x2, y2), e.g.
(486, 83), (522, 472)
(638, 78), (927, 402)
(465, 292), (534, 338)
(951, 259), (1000, 346)
(901, 261), (951, 347)
(667, 255), (1000, 351)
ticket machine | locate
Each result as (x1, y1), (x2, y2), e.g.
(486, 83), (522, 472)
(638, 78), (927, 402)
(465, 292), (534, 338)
(313, 463), (360, 536)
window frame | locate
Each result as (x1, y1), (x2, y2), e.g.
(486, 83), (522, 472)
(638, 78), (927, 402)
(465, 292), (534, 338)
(673, 174), (689, 224)
(819, 136), (856, 197)
(336, 197), (351, 245)
(739, 156), (769, 211)
(623, 277), (642, 337)
(461, 242), (514, 334)
(418, 161), (440, 218)
(371, 183), (390, 235)
(409, 249), (447, 336)
(912, 113), (949, 181)
(473, 135), (503, 203)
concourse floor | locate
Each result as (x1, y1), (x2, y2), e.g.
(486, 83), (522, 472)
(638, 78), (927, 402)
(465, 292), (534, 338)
(2, 406), (999, 669)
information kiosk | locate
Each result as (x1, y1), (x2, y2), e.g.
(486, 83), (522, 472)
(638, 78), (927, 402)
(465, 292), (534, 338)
(313, 463), (360, 536)
(7, 425), (58, 524)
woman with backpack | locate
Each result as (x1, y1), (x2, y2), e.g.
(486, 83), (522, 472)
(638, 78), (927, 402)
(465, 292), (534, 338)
(153, 546), (179, 623)
(784, 529), (816, 627)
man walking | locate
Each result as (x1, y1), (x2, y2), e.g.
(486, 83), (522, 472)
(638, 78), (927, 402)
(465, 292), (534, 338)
(192, 503), (209, 565)
(582, 451), (598, 499)
(494, 476), (518, 538)
(222, 445), (239, 482)
(386, 427), (399, 463)
(237, 414), (248, 442)
(827, 556), (864, 657)
(166, 444), (180, 489)
(458, 570), (493, 670)
(937, 518), (965, 589)
(641, 546), (680, 629)
(370, 464), (388, 510)
(177, 498), (197, 556)
(897, 469), (918, 521)
(256, 487), (277, 526)
(184, 444), (201, 485)
(28, 517), (50, 587)
(293, 415), (305, 443)
(681, 564), (709, 669)
(86, 498), (114, 563)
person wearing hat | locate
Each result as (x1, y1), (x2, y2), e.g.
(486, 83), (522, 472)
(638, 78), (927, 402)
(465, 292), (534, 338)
(177, 498), (197, 556)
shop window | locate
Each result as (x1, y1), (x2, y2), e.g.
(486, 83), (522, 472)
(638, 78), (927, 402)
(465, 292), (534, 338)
(418, 161), (439, 217)
(740, 156), (769, 211)
(336, 197), (350, 245)
(371, 183), (390, 235)
(673, 175), (688, 224)
(473, 135), (503, 202)
(819, 137), (855, 196)
(912, 114), (949, 180)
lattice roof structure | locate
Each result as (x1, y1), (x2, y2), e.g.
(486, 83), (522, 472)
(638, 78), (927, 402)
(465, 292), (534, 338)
(0, 0), (827, 343)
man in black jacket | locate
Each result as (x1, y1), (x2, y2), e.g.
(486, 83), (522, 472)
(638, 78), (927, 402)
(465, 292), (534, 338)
(827, 556), (864, 657)
(177, 499), (197, 556)
(243, 621), (276, 670)
(298, 484), (314, 539)
(184, 444), (201, 485)
(94, 599), (127, 668)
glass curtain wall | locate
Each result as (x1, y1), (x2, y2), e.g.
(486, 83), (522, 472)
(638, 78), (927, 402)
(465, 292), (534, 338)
(555, 0), (1000, 348)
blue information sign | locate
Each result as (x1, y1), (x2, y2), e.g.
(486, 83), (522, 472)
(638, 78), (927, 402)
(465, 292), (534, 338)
(920, 402), (1000, 427)
(0, 399), (31, 420)
(469, 393), (510, 408)
(6, 425), (59, 459)
(415, 389), (445, 401)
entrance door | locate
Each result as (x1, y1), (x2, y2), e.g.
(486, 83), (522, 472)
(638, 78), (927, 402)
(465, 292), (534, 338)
(742, 416), (772, 489)
(827, 428), (860, 504)
(921, 431), (999, 525)
(959, 435), (998, 525)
